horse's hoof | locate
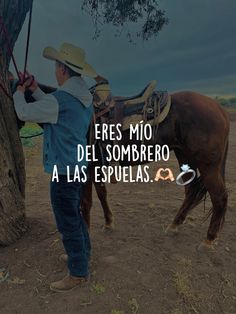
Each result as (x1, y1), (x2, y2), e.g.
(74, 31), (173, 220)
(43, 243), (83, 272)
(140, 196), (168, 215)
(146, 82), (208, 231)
(103, 223), (114, 231)
(197, 240), (216, 252)
(165, 223), (179, 236)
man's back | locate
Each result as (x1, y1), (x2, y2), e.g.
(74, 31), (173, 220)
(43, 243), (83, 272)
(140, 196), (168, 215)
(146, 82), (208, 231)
(43, 88), (93, 175)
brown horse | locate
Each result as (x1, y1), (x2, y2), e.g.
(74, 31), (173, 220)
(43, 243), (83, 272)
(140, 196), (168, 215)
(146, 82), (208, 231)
(19, 84), (229, 249)
(81, 90), (230, 250)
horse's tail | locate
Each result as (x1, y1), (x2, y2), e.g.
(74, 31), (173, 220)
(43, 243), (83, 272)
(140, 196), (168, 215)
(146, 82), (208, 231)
(189, 138), (229, 214)
(187, 175), (208, 211)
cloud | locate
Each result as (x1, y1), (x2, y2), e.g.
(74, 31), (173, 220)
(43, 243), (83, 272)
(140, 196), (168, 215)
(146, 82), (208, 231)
(11, 0), (236, 96)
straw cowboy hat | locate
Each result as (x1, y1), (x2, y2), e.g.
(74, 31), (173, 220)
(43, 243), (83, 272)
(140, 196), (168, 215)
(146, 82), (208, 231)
(43, 43), (97, 78)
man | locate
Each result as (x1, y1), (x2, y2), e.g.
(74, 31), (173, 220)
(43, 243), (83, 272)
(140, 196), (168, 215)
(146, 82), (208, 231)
(13, 43), (97, 292)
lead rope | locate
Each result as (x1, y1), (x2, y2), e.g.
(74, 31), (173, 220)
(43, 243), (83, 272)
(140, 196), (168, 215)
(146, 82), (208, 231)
(20, 132), (43, 139)
(0, 15), (21, 81)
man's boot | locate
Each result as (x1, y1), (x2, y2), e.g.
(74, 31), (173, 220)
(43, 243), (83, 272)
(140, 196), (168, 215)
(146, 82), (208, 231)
(50, 275), (88, 292)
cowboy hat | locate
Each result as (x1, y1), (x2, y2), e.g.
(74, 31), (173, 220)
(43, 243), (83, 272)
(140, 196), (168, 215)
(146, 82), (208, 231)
(43, 43), (97, 78)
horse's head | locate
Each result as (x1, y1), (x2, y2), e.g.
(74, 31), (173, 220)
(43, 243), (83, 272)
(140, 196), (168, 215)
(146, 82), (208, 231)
(90, 81), (112, 107)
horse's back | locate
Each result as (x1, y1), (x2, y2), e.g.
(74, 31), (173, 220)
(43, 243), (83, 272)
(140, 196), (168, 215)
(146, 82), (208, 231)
(171, 90), (229, 128)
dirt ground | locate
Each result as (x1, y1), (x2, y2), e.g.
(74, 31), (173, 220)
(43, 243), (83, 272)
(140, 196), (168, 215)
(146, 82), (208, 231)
(0, 112), (236, 314)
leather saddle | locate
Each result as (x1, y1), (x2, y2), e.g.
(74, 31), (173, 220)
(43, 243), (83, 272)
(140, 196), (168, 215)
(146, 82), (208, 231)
(92, 80), (171, 130)
(113, 80), (157, 106)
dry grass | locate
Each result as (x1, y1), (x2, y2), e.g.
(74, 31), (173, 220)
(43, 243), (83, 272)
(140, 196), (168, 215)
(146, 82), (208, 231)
(174, 272), (195, 301)
(171, 309), (183, 314)
(177, 257), (192, 268)
(128, 298), (140, 314)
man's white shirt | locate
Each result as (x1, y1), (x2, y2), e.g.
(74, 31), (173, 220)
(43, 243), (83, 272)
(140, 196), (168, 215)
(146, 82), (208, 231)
(13, 76), (93, 124)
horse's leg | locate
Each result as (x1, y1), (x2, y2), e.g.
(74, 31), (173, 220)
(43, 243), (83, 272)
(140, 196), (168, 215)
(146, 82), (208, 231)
(166, 150), (206, 234)
(81, 172), (93, 230)
(198, 166), (228, 250)
(94, 181), (114, 230)
(166, 174), (197, 234)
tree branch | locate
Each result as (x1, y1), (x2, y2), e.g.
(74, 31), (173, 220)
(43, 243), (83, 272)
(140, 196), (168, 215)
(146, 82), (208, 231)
(82, 0), (169, 41)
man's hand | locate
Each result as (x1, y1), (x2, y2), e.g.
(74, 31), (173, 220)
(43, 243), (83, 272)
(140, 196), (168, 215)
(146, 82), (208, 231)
(17, 71), (38, 93)
(16, 84), (26, 93)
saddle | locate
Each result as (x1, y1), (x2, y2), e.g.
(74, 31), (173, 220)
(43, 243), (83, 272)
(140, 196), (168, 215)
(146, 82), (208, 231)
(92, 81), (171, 131)
(113, 80), (157, 105)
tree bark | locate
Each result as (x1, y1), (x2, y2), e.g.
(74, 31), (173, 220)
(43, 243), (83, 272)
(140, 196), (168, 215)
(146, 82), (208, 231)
(0, 0), (32, 245)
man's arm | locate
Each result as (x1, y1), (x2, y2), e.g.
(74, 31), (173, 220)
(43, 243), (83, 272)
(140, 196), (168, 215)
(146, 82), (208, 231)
(13, 90), (59, 124)
(31, 87), (46, 101)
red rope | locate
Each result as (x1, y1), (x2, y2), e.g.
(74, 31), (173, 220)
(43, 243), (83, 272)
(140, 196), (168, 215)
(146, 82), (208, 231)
(0, 16), (21, 81)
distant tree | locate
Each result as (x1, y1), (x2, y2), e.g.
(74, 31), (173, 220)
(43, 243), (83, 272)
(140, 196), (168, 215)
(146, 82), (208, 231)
(82, 0), (168, 41)
(218, 98), (229, 106)
(0, 0), (168, 245)
(229, 97), (236, 105)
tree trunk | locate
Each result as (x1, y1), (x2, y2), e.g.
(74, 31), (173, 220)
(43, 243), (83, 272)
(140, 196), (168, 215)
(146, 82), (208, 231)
(0, 0), (32, 245)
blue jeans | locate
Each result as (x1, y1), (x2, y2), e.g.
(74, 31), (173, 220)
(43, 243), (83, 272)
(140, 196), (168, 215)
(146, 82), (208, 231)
(50, 175), (91, 277)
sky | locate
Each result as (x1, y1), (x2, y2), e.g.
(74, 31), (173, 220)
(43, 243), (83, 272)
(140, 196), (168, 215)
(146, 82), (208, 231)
(12, 0), (236, 97)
